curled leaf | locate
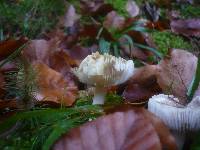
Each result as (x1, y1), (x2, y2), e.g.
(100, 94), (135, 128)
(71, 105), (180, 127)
(34, 63), (78, 106)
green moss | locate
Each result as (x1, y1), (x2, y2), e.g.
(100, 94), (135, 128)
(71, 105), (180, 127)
(105, 0), (129, 17)
(75, 93), (123, 106)
(179, 5), (200, 19)
(0, 0), (66, 38)
(151, 31), (193, 55)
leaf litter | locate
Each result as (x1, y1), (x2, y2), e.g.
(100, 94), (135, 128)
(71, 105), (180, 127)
(0, 0), (200, 150)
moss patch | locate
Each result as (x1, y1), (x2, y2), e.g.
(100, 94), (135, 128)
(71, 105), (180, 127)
(179, 5), (200, 19)
(105, 0), (129, 17)
(151, 31), (193, 55)
(0, 0), (66, 38)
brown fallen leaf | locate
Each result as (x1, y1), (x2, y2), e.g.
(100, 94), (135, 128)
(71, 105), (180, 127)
(123, 76), (162, 103)
(80, 0), (104, 14)
(103, 11), (125, 30)
(131, 65), (159, 82)
(49, 50), (78, 75)
(34, 63), (78, 106)
(53, 108), (162, 150)
(130, 49), (198, 104)
(63, 5), (80, 28)
(156, 49), (197, 104)
(146, 20), (170, 31)
(22, 39), (59, 65)
(142, 109), (177, 150)
(91, 3), (114, 17)
(0, 99), (17, 110)
(0, 37), (28, 61)
(126, 0), (140, 17)
(170, 19), (200, 37)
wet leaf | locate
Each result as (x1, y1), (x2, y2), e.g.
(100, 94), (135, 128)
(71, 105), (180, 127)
(146, 20), (170, 31)
(53, 108), (162, 150)
(22, 39), (59, 65)
(0, 37), (28, 61)
(103, 11), (125, 30)
(123, 76), (162, 103)
(156, 49), (198, 104)
(63, 5), (80, 28)
(34, 63), (78, 106)
(91, 4), (114, 17)
(0, 99), (17, 110)
(142, 110), (177, 150)
(170, 19), (200, 37)
(126, 0), (140, 17)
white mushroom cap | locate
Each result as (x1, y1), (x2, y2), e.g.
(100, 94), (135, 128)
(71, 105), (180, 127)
(148, 94), (200, 132)
(72, 52), (134, 87)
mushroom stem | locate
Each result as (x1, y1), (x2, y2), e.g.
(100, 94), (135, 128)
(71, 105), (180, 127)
(93, 86), (106, 105)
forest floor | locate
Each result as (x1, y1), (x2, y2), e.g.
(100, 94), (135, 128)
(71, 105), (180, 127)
(0, 0), (200, 150)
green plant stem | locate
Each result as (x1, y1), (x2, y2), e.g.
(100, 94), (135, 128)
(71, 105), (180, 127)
(187, 57), (200, 101)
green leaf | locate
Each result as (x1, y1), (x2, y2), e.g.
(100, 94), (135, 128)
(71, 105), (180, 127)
(121, 21), (150, 34)
(99, 38), (111, 54)
(0, 28), (3, 41)
(96, 27), (104, 40)
(126, 26), (150, 33)
(113, 43), (120, 57)
(187, 57), (200, 101)
(121, 34), (134, 56)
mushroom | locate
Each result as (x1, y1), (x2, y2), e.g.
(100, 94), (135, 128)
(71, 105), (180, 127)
(148, 94), (200, 149)
(72, 52), (134, 104)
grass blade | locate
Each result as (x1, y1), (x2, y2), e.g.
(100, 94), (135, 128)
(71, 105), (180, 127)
(0, 43), (26, 68)
(133, 42), (163, 59)
(187, 57), (200, 101)
(99, 38), (111, 54)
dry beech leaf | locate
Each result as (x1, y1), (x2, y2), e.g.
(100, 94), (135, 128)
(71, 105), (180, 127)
(123, 76), (162, 103)
(130, 49), (198, 104)
(146, 20), (170, 31)
(22, 39), (60, 65)
(170, 19), (200, 37)
(91, 4), (114, 17)
(156, 49), (197, 104)
(142, 109), (177, 150)
(126, 0), (140, 17)
(80, 0), (104, 14)
(34, 63), (78, 106)
(0, 99), (17, 110)
(63, 5), (80, 28)
(63, 45), (96, 66)
(0, 37), (28, 61)
(103, 11), (125, 30)
(53, 108), (162, 150)
(131, 65), (159, 82)
(49, 50), (78, 76)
